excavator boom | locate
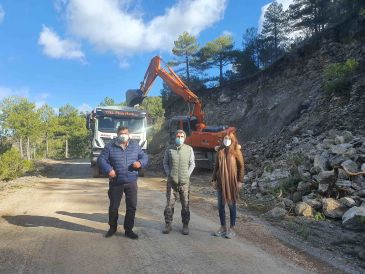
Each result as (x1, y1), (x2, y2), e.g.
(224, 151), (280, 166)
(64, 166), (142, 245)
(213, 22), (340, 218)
(126, 56), (204, 126)
(125, 55), (236, 169)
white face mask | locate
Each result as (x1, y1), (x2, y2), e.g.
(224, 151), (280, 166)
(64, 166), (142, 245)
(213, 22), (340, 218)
(223, 139), (231, 147)
(117, 134), (129, 144)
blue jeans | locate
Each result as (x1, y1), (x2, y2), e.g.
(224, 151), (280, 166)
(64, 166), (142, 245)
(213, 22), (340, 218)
(217, 189), (236, 227)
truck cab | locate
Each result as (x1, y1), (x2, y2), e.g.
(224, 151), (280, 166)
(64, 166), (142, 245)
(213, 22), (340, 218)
(86, 106), (147, 177)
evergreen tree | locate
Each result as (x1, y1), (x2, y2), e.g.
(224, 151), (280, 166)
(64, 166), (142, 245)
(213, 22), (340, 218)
(99, 96), (117, 106)
(171, 32), (199, 83)
(0, 96), (41, 159)
(37, 104), (58, 158)
(197, 34), (234, 86)
(261, 1), (289, 61)
(289, 0), (331, 35)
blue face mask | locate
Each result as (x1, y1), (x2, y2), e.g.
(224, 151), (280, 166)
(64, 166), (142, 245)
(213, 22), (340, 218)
(175, 137), (184, 146)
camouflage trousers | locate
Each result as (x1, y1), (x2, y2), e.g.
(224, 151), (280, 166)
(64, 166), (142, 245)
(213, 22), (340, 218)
(164, 182), (190, 225)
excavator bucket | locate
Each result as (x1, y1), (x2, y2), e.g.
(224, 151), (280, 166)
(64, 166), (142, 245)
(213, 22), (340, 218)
(126, 89), (145, 107)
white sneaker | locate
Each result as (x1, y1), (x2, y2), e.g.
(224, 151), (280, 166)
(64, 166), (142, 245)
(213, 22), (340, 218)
(224, 228), (236, 239)
(213, 227), (226, 237)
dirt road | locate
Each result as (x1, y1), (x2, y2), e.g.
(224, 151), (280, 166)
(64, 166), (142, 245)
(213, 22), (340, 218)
(0, 160), (349, 273)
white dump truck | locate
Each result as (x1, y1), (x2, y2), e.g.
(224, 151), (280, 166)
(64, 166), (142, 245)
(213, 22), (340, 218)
(86, 105), (148, 177)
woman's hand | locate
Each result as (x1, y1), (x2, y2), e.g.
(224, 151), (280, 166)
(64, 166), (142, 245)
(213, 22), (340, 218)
(237, 182), (243, 190)
(211, 180), (217, 190)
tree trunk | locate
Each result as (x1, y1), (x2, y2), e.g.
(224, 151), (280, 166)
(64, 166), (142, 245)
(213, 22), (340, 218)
(185, 51), (190, 83)
(46, 132), (49, 159)
(65, 138), (69, 159)
(274, 22), (278, 61)
(27, 137), (30, 160)
(19, 137), (24, 158)
(33, 146), (36, 159)
(219, 56), (223, 86)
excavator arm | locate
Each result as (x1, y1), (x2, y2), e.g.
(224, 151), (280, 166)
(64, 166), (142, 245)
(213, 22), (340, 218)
(126, 56), (205, 128)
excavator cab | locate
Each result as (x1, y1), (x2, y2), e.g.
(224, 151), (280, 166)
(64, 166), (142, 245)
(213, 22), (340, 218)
(168, 116), (197, 144)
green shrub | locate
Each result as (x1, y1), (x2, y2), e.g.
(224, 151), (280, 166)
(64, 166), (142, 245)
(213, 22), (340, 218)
(0, 147), (34, 181)
(324, 58), (359, 93)
(314, 212), (325, 221)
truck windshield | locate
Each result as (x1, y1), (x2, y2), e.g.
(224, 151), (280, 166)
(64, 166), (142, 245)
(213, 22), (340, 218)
(98, 116), (144, 133)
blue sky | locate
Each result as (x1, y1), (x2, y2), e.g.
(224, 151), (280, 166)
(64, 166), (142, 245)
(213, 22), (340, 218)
(0, 0), (292, 112)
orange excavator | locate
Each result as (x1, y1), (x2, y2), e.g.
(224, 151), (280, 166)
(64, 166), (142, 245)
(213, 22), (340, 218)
(126, 56), (235, 169)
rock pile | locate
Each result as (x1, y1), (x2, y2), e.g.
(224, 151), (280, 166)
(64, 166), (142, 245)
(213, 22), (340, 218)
(246, 130), (365, 230)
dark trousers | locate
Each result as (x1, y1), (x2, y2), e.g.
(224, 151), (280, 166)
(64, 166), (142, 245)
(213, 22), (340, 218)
(217, 189), (236, 227)
(108, 183), (137, 231)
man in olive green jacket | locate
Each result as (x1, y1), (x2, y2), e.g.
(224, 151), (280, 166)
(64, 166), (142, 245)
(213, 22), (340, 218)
(162, 129), (195, 235)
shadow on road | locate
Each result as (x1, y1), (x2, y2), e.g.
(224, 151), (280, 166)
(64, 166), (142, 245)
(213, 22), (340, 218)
(56, 211), (162, 230)
(56, 211), (107, 223)
(43, 159), (93, 179)
(2, 215), (105, 234)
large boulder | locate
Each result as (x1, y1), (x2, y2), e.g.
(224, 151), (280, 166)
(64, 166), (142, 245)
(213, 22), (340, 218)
(282, 198), (294, 209)
(302, 194), (322, 210)
(297, 181), (312, 194)
(295, 202), (314, 217)
(355, 189), (365, 198)
(330, 143), (353, 155)
(342, 206), (365, 230)
(335, 179), (352, 189)
(314, 170), (336, 194)
(328, 155), (346, 169)
(339, 197), (357, 208)
(313, 152), (329, 172)
(322, 198), (347, 219)
(257, 169), (290, 194)
(341, 160), (359, 173)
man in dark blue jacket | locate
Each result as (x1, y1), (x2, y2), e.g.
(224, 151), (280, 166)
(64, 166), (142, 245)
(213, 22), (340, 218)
(98, 126), (148, 239)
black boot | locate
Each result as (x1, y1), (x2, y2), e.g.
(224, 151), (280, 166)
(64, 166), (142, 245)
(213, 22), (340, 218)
(105, 226), (117, 238)
(162, 223), (172, 234)
(125, 230), (139, 239)
(182, 224), (189, 235)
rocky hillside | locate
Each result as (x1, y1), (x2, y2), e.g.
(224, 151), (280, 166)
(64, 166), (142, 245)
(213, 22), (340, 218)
(155, 20), (365, 266)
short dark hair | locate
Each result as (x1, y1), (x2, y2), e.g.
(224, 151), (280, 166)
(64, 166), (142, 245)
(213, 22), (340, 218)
(117, 126), (129, 133)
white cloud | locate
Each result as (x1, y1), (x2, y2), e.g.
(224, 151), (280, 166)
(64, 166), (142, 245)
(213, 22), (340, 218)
(258, 0), (294, 32)
(60, 0), (227, 55)
(77, 103), (92, 113)
(0, 86), (30, 100)
(38, 25), (85, 60)
(0, 5), (5, 24)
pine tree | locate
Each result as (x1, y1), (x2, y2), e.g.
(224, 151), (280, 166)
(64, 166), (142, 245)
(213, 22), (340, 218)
(261, 1), (289, 61)
(99, 96), (116, 106)
(289, 0), (331, 35)
(171, 32), (199, 83)
(198, 34), (234, 86)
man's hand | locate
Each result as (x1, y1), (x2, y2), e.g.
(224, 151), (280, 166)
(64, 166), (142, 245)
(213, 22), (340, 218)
(237, 182), (243, 190)
(108, 169), (116, 178)
(132, 161), (141, 169)
(211, 180), (217, 190)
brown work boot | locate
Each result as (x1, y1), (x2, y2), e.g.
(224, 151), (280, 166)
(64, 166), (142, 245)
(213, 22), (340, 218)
(162, 223), (172, 234)
(182, 224), (189, 235)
